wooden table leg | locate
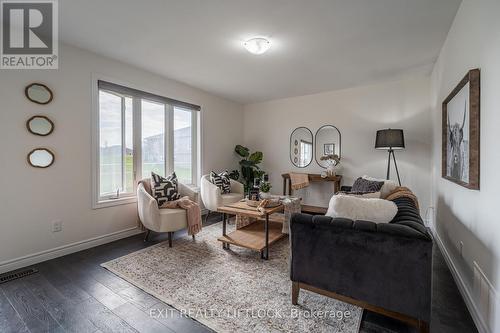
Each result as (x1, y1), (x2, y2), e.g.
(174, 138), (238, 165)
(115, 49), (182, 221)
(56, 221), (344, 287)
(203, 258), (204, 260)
(264, 214), (269, 260)
(222, 213), (227, 249)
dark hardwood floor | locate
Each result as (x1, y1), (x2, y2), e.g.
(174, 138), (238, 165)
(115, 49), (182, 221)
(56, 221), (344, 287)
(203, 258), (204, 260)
(0, 215), (478, 333)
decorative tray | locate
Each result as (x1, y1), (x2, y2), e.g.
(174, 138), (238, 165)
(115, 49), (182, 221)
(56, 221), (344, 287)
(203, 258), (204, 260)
(245, 198), (281, 208)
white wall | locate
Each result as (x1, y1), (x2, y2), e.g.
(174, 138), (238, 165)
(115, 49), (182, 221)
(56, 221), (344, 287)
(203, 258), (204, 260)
(0, 44), (243, 272)
(430, 0), (500, 331)
(243, 76), (432, 212)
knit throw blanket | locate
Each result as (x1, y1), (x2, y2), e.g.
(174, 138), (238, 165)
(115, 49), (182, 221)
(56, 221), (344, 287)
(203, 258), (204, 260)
(384, 186), (420, 211)
(289, 173), (309, 190)
(160, 197), (202, 236)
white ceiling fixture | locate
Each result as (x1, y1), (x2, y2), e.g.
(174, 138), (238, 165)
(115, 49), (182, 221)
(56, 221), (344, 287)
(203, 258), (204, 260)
(243, 37), (271, 55)
(59, 0), (462, 104)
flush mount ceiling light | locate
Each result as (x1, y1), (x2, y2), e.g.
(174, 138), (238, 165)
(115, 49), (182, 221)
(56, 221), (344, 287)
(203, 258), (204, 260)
(243, 37), (271, 55)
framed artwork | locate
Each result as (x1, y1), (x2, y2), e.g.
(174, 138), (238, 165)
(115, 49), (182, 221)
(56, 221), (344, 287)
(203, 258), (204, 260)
(442, 68), (480, 190)
(324, 143), (335, 155)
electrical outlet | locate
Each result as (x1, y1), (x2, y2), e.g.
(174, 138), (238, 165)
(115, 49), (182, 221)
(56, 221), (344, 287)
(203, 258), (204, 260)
(52, 220), (62, 233)
(459, 241), (464, 257)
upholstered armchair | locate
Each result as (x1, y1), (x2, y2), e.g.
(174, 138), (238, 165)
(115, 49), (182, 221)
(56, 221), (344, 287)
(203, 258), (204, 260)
(200, 175), (244, 221)
(137, 179), (199, 247)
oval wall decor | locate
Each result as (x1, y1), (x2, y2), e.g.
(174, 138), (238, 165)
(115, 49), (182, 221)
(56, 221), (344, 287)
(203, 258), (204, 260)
(27, 148), (55, 168)
(25, 83), (53, 105)
(26, 115), (54, 136)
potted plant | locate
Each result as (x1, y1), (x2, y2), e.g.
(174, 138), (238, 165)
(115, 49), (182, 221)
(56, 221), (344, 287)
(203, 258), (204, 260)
(232, 145), (265, 193)
(259, 181), (272, 199)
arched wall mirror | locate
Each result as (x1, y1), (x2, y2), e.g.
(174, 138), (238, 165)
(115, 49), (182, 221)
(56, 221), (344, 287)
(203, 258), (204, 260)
(25, 83), (53, 105)
(26, 115), (54, 136)
(290, 127), (313, 168)
(27, 148), (55, 168)
(315, 125), (341, 168)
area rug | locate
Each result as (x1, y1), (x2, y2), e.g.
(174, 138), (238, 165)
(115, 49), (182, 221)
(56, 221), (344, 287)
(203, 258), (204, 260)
(102, 222), (363, 333)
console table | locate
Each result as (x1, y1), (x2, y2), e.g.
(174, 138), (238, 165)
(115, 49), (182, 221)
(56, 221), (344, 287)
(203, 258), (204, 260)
(282, 173), (342, 214)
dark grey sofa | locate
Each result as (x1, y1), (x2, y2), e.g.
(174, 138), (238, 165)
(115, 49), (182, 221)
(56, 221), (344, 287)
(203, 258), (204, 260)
(290, 196), (432, 333)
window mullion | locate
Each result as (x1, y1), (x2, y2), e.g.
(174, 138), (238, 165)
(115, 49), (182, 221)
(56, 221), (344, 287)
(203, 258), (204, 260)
(121, 96), (126, 195)
(166, 104), (174, 175)
(134, 97), (142, 181)
(191, 110), (198, 186)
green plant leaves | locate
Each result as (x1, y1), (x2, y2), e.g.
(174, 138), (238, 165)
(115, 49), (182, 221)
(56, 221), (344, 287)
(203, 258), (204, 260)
(248, 151), (263, 164)
(235, 145), (250, 157)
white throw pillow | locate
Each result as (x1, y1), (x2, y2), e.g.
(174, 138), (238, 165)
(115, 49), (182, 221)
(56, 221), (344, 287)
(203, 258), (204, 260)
(340, 191), (381, 198)
(325, 195), (398, 224)
(362, 175), (398, 198)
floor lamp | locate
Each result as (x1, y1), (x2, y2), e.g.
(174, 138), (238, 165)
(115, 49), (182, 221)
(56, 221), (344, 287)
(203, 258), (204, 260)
(375, 129), (405, 186)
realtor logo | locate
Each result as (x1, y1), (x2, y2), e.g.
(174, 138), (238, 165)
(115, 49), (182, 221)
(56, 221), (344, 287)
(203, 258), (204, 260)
(1, 0), (58, 69)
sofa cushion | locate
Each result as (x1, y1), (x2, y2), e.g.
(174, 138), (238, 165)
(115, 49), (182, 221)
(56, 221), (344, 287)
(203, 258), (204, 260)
(326, 195), (398, 224)
(362, 175), (398, 198)
(351, 177), (384, 193)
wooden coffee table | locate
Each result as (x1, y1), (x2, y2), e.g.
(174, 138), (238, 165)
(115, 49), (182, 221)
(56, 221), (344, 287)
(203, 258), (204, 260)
(217, 201), (285, 260)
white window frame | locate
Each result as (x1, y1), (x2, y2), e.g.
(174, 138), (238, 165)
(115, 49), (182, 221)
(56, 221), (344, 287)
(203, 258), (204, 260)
(91, 75), (200, 209)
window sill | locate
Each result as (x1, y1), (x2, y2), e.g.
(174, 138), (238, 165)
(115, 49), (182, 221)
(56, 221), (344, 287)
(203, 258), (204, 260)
(93, 196), (136, 209)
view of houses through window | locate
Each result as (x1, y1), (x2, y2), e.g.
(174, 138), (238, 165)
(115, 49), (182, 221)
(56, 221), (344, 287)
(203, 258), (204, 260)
(97, 81), (198, 202)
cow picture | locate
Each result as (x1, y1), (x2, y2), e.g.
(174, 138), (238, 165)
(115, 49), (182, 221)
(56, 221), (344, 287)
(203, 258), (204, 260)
(442, 69), (480, 190)
(446, 82), (470, 183)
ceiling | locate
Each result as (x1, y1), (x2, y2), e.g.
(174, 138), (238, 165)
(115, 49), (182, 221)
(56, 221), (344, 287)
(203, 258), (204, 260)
(60, 0), (461, 104)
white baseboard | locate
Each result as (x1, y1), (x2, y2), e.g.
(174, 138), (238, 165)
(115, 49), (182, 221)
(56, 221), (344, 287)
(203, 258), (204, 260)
(0, 227), (142, 275)
(433, 231), (490, 333)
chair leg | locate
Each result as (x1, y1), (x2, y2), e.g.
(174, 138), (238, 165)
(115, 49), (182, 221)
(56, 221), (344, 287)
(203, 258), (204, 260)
(168, 232), (173, 247)
(143, 230), (151, 242)
(192, 235), (195, 240)
(292, 281), (299, 305)
(205, 210), (211, 224)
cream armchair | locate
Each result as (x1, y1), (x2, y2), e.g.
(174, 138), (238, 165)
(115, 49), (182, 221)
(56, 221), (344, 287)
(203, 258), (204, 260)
(200, 174), (244, 221)
(137, 179), (199, 247)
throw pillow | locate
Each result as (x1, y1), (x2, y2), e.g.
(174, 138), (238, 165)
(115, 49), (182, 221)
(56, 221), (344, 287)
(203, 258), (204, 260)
(210, 170), (231, 194)
(151, 172), (181, 205)
(362, 175), (398, 198)
(325, 195), (398, 223)
(351, 177), (384, 193)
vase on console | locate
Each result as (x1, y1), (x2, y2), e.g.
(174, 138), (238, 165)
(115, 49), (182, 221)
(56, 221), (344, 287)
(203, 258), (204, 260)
(320, 154), (341, 177)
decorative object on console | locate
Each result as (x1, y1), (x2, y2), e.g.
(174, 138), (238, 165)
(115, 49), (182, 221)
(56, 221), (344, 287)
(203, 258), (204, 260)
(375, 128), (405, 186)
(319, 153), (340, 176)
(315, 125), (341, 168)
(151, 172), (181, 205)
(25, 83), (53, 105)
(442, 68), (480, 190)
(210, 170), (231, 194)
(234, 144), (265, 193)
(26, 115), (54, 136)
(290, 127), (313, 168)
(27, 148), (54, 168)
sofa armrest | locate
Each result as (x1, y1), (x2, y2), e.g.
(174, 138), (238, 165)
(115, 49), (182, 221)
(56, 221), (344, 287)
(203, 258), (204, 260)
(200, 175), (222, 211)
(290, 213), (432, 322)
(230, 179), (244, 194)
(178, 183), (198, 203)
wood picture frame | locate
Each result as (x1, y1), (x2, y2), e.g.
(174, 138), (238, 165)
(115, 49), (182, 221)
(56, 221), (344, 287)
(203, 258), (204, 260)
(442, 68), (480, 190)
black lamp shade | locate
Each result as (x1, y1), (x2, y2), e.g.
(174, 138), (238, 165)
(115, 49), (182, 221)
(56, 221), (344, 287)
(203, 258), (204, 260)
(375, 129), (405, 150)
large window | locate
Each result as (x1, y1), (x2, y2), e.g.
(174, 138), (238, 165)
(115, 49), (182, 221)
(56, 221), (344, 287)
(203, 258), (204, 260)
(94, 79), (200, 207)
